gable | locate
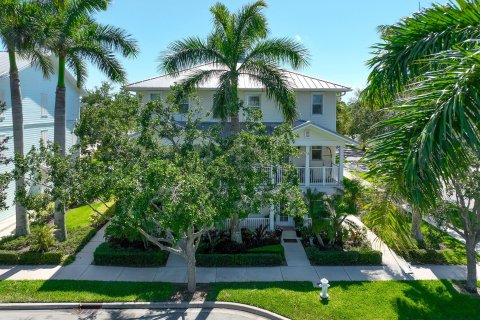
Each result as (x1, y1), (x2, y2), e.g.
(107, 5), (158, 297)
(293, 123), (359, 146)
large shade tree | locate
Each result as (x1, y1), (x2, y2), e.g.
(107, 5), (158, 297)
(0, 0), (52, 236)
(364, 0), (480, 293)
(42, 0), (138, 241)
(159, 1), (309, 242)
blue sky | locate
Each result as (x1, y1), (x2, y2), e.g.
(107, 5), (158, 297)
(87, 0), (447, 100)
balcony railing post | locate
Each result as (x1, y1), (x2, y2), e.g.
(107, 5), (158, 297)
(305, 146), (311, 187)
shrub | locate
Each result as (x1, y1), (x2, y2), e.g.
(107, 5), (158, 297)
(305, 247), (382, 265)
(400, 249), (450, 264)
(0, 251), (63, 265)
(195, 253), (283, 267)
(94, 243), (169, 267)
(31, 225), (56, 252)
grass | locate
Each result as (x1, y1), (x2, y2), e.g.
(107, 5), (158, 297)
(0, 280), (480, 319)
(0, 280), (173, 303)
(208, 281), (480, 320)
(0, 202), (113, 265)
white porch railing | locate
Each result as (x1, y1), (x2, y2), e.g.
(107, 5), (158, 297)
(263, 165), (340, 186)
(223, 218), (270, 230)
(309, 166), (339, 185)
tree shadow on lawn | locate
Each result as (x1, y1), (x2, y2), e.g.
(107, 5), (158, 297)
(208, 280), (480, 320)
(393, 280), (480, 320)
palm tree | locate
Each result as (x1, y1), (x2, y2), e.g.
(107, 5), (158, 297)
(363, 0), (480, 293)
(0, 0), (52, 236)
(43, 0), (138, 241)
(159, 1), (309, 242)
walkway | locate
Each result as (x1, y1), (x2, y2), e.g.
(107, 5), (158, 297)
(1, 223), (480, 284)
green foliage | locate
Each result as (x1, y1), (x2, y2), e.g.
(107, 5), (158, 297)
(30, 225), (55, 252)
(93, 242), (169, 267)
(196, 252), (283, 267)
(305, 247), (382, 265)
(0, 250), (63, 265)
(160, 1), (309, 125)
(24, 194), (54, 225)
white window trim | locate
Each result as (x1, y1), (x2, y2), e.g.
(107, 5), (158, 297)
(40, 93), (48, 118)
(311, 93), (323, 115)
(41, 130), (48, 143)
(246, 94), (261, 108)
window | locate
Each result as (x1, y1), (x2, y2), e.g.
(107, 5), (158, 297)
(41, 130), (48, 143)
(312, 94), (323, 115)
(312, 146), (322, 160)
(179, 98), (189, 114)
(41, 93), (48, 117)
(246, 95), (261, 108)
(150, 93), (161, 101)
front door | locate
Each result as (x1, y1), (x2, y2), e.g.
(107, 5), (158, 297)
(275, 203), (295, 227)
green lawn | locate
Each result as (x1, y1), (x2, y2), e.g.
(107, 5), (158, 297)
(0, 202), (113, 265)
(209, 281), (480, 320)
(0, 280), (479, 320)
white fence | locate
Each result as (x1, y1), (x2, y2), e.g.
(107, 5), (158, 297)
(223, 218), (270, 230)
(263, 165), (339, 186)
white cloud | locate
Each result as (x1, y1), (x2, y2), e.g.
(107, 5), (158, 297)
(295, 35), (302, 42)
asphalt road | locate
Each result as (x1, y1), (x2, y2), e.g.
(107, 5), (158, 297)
(0, 308), (271, 320)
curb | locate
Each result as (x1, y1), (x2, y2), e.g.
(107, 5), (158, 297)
(0, 301), (290, 320)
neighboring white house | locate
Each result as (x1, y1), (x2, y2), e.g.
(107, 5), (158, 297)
(0, 52), (83, 226)
(126, 63), (357, 228)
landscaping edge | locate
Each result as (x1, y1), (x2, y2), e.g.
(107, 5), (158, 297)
(0, 302), (290, 320)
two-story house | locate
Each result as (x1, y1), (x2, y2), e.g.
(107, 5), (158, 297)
(125, 63), (357, 229)
(0, 52), (83, 228)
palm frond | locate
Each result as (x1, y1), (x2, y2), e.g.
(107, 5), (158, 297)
(67, 52), (88, 87)
(89, 23), (139, 58)
(240, 61), (297, 122)
(244, 37), (309, 69)
(65, 0), (109, 32)
(160, 37), (225, 75)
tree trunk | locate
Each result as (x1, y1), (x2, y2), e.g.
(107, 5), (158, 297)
(230, 212), (243, 244)
(231, 111), (240, 135)
(54, 200), (67, 242)
(465, 236), (478, 293)
(411, 209), (423, 241)
(185, 229), (197, 293)
(54, 85), (66, 157)
(8, 49), (29, 236)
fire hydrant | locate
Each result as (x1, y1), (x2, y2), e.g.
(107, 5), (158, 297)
(318, 278), (330, 299)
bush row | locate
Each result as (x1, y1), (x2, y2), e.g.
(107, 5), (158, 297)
(305, 247), (382, 265)
(399, 249), (455, 265)
(196, 253), (284, 267)
(0, 250), (64, 265)
(93, 243), (169, 267)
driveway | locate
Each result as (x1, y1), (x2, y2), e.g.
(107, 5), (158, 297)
(0, 308), (271, 320)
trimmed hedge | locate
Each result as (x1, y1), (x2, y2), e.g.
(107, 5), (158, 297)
(305, 247), (382, 265)
(0, 250), (64, 265)
(400, 249), (452, 265)
(196, 253), (284, 267)
(94, 243), (169, 267)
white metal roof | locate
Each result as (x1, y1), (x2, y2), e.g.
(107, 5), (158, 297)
(0, 51), (86, 95)
(125, 63), (351, 92)
(293, 121), (359, 146)
(0, 52), (32, 78)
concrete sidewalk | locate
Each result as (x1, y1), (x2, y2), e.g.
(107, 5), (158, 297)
(1, 221), (479, 284)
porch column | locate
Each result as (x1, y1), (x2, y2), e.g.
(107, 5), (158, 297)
(339, 145), (344, 183)
(269, 204), (275, 231)
(305, 145), (311, 187)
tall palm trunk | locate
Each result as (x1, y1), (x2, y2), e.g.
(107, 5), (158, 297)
(8, 49), (29, 236)
(411, 209), (423, 241)
(53, 54), (67, 241)
(229, 81), (243, 243)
